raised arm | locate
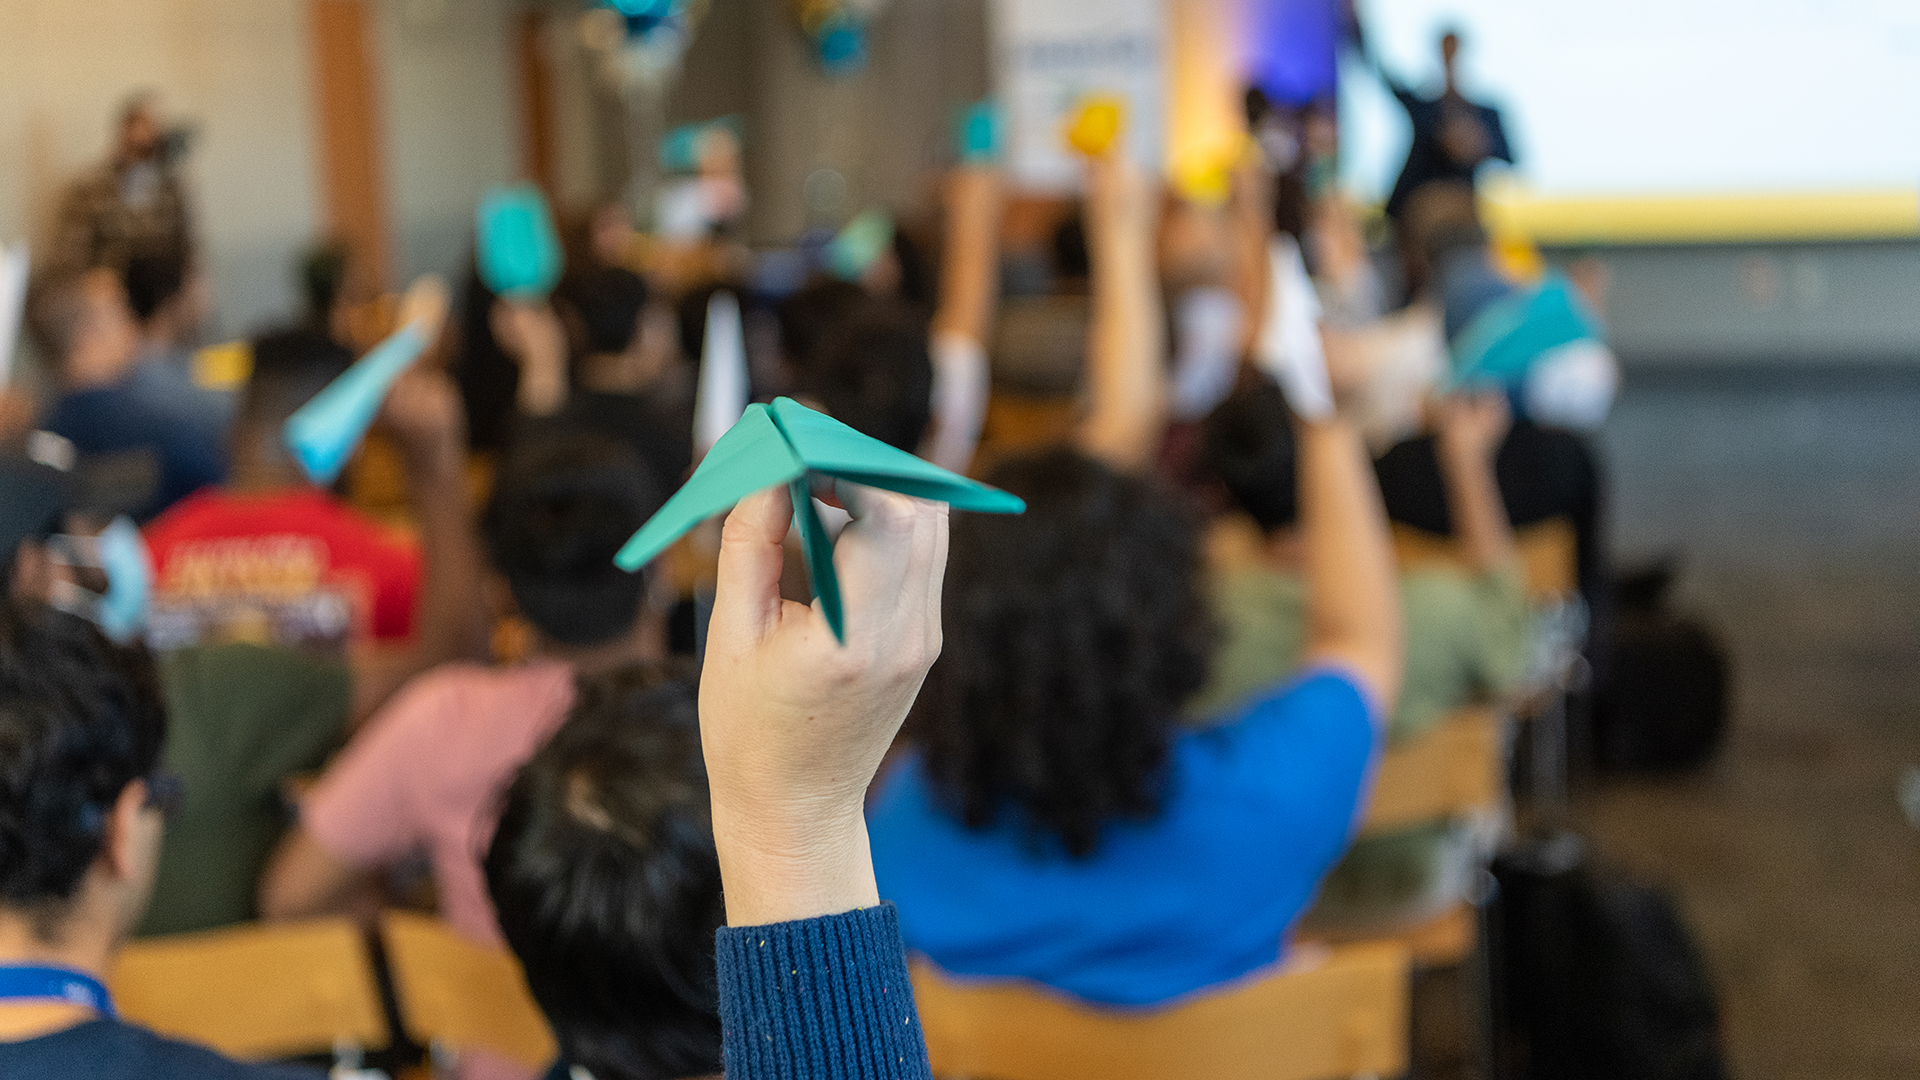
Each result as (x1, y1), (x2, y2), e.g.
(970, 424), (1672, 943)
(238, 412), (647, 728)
(345, 367), (490, 724)
(1432, 391), (1516, 574)
(700, 481), (943, 1078)
(1296, 408), (1403, 714)
(490, 299), (570, 417)
(1227, 156), (1274, 360)
(924, 166), (1001, 472)
(1075, 153), (1167, 473)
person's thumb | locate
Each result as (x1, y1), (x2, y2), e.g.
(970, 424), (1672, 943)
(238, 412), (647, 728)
(711, 484), (794, 650)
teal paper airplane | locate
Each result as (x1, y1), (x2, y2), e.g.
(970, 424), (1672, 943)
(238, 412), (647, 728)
(614, 396), (1024, 641)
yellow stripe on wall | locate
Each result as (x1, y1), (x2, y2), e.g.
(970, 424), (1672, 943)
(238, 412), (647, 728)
(1480, 186), (1920, 246)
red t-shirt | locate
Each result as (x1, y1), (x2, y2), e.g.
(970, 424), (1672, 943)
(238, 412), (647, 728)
(144, 488), (420, 651)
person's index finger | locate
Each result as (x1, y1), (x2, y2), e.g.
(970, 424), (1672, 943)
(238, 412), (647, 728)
(720, 483), (795, 549)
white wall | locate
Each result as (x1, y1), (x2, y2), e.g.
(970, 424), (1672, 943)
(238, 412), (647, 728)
(0, 0), (322, 340)
(0, 0), (528, 348)
(375, 0), (523, 285)
(1342, 0), (1920, 203)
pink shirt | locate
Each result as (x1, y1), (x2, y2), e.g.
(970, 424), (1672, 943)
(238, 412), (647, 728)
(302, 659), (576, 946)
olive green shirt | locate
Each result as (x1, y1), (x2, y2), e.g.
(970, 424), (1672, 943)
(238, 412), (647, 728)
(139, 644), (351, 937)
(1193, 561), (1532, 925)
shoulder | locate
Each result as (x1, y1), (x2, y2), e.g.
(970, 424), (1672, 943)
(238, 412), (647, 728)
(373, 661), (573, 739)
(1213, 666), (1379, 755)
(0, 1020), (322, 1079)
(134, 1025), (321, 1079)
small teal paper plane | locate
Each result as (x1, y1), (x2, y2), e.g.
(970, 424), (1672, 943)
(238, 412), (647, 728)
(614, 396), (1024, 642)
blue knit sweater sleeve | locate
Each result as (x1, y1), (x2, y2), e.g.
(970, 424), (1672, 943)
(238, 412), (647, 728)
(715, 902), (932, 1080)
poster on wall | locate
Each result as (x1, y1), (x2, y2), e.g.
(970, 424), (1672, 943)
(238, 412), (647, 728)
(991, 0), (1166, 191)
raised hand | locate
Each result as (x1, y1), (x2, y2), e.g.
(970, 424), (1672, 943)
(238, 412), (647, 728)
(700, 481), (948, 926)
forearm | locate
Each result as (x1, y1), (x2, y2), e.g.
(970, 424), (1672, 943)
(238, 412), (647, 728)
(1228, 165), (1272, 358)
(259, 829), (381, 923)
(515, 358), (567, 416)
(1297, 416), (1402, 706)
(931, 166), (1001, 346)
(402, 444), (489, 666)
(1077, 220), (1167, 472)
(1439, 437), (1515, 573)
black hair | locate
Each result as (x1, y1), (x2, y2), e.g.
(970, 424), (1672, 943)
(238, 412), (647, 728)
(908, 449), (1216, 858)
(241, 327), (355, 430)
(122, 249), (188, 325)
(891, 225), (935, 307)
(1202, 374), (1300, 532)
(24, 269), (108, 366)
(799, 300), (933, 452)
(773, 278), (865, 371)
(483, 432), (661, 648)
(558, 266), (649, 359)
(0, 602), (165, 929)
(1050, 215), (1091, 283)
(300, 241), (352, 332)
(486, 662), (722, 1080)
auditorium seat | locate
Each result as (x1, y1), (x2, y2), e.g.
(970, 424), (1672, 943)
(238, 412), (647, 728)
(911, 942), (1410, 1080)
(113, 918), (387, 1063)
(377, 911), (556, 1073)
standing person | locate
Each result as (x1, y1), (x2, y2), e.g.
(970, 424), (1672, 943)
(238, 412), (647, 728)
(1366, 24), (1512, 295)
(1374, 27), (1512, 225)
(50, 93), (196, 277)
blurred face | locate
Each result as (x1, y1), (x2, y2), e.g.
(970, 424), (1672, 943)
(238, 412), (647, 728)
(590, 203), (633, 269)
(120, 108), (160, 162)
(63, 270), (141, 389)
(1158, 198), (1227, 290)
(1440, 34), (1461, 71)
(7, 539), (54, 605)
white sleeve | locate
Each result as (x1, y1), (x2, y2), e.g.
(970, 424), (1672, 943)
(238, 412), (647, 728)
(1168, 286), (1245, 421)
(693, 291), (750, 456)
(0, 242), (28, 389)
(1254, 236), (1334, 420)
(923, 330), (990, 474)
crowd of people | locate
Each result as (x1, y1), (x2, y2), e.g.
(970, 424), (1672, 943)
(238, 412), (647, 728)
(0, 23), (1616, 1080)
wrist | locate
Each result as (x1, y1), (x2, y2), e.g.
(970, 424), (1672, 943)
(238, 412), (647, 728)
(709, 798), (877, 926)
(397, 439), (465, 485)
(1437, 438), (1495, 474)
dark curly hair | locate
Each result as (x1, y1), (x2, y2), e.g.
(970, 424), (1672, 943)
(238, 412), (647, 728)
(0, 602), (166, 928)
(486, 661), (722, 1080)
(908, 449), (1216, 858)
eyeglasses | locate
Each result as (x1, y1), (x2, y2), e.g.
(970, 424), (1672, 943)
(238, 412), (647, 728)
(143, 770), (184, 819)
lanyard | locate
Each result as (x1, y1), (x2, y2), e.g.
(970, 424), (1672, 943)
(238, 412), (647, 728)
(0, 966), (115, 1018)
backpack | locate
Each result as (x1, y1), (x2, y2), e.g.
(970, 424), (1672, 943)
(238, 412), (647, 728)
(1490, 834), (1728, 1080)
(1593, 564), (1730, 772)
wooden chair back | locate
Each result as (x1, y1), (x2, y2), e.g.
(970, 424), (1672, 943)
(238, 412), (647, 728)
(1359, 708), (1503, 837)
(112, 918), (386, 1061)
(1391, 517), (1579, 603)
(378, 911), (558, 1071)
(911, 942), (1409, 1080)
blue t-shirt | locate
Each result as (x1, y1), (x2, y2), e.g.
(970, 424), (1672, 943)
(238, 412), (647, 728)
(45, 361), (230, 520)
(869, 669), (1380, 1007)
(0, 1018), (320, 1078)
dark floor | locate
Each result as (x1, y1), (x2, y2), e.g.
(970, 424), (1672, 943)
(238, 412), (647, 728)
(1575, 366), (1920, 1080)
